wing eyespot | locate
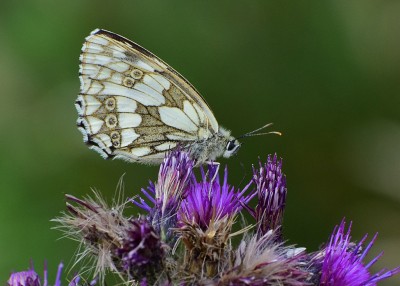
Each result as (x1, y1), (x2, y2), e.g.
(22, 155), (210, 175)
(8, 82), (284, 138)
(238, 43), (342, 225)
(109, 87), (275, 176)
(130, 69), (143, 79)
(123, 77), (135, 87)
(105, 114), (118, 128)
(112, 140), (121, 147)
(110, 131), (120, 140)
(105, 97), (116, 111)
(110, 131), (121, 147)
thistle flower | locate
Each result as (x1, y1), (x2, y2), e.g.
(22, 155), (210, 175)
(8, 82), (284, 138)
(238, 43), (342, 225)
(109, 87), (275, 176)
(7, 262), (95, 286)
(8, 269), (40, 286)
(219, 231), (311, 286)
(115, 218), (165, 283)
(318, 219), (400, 286)
(53, 191), (130, 281)
(133, 150), (194, 242)
(178, 164), (254, 230)
(53, 191), (166, 284)
(246, 154), (287, 239)
(175, 164), (254, 279)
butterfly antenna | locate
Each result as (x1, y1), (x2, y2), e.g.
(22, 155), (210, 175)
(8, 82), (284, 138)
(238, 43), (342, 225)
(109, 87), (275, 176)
(237, 123), (282, 139)
(241, 131), (282, 137)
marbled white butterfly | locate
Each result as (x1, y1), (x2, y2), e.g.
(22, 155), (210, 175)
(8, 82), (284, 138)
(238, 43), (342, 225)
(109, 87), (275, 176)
(76, 29), (277, 165)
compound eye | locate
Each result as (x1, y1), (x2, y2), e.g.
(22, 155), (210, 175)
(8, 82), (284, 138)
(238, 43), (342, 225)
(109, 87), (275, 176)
(226, 140), (236, 151)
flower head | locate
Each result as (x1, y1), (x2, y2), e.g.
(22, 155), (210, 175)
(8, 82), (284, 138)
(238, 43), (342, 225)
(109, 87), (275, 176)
(115, 218), (165, 283)
(155, 149), (194, 215)
(7, 262), (94, 286)
(52, 191), (131, 282)
(179, 164), (254, 229)
(175, 163), (254, 278)
(133, 150), (194, 241)
(319, 219), (400, 286)
(219, 231), (311, 286)
(8, 269), (40, 286)
(248, 154), (287, 238)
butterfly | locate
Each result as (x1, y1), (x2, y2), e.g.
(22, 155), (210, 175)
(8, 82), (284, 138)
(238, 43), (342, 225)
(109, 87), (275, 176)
(76, 29), (278, 165)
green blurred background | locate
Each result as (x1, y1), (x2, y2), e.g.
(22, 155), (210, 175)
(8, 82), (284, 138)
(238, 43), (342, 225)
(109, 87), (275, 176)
(1, 0), (399, 284)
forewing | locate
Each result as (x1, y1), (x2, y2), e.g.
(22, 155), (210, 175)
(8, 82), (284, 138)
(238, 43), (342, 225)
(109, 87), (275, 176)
(77, 29), (219, 164)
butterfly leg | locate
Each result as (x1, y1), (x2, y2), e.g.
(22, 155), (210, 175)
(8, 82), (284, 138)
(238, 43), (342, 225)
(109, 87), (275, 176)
(205, 161), (220, 197)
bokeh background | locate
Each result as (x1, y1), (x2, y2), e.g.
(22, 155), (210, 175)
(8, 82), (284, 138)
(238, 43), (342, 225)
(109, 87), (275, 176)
(1, 0), (399, 284)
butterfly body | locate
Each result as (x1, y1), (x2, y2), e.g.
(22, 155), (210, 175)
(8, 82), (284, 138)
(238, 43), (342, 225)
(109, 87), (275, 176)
(77, 29), (241, 165)
(186, 127), (240, 164)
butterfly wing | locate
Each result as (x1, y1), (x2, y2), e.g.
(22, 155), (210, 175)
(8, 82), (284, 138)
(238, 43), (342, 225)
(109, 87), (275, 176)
(77, 29), (219, 164)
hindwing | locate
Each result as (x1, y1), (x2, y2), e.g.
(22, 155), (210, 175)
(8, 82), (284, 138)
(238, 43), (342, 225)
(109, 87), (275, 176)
(76, 29), (219, 163)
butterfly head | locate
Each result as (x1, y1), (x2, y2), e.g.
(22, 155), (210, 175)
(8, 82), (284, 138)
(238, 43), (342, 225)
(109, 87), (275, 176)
(221, 123), (281, 159)
(223, 138), (241, 158)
